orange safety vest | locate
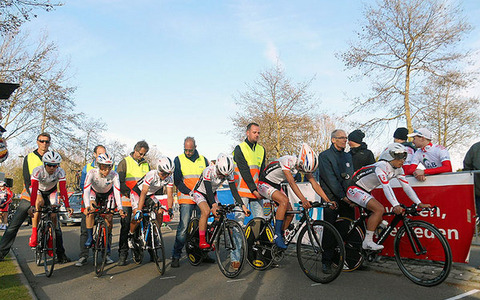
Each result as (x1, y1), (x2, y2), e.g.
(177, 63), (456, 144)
(122, 155), (150, 207)
(234, 142), (265, 198)
(177, 153), (207, 205)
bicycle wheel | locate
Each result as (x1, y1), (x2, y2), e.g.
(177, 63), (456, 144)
(94, 221), (108, 277)
(244, 217), (274, 270)
(43, 221), (56, 277)
(132, 227), (144, 264)
(35, 224), (43, 266)
(186, 217), (204, 266)
(334, 218), (365, 271)
(150, 222), (166, 275)
(297, 220), (344, 284)
(394, 220), (452, 287)
(215, 219), (247, 278)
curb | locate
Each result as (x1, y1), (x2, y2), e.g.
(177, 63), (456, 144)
(10, 248), (38, 300)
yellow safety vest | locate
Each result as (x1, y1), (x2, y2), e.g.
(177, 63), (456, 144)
(234, 142), (265, 198)
(20, 152), (44, 200)
(177, 154), (206, 205)
(123, 156), (150, 207)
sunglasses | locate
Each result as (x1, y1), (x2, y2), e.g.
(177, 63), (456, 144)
(45, 163), (59, 168)
(38, 140), (51, 144)
(184, 149), (195, 153)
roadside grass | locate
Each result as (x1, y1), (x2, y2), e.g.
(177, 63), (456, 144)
(0, 254), (32, 300)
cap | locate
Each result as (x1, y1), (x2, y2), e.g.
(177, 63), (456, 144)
(348, 129), (365, 144)
(407, 128), (432, 140)
(393, 127), (408, 141)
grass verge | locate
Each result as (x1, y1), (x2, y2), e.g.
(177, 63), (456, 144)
(0, 254), (32, 300)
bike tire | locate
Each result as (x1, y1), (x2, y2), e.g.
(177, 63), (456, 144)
(150, 222), (166, 275)
(43, 221), (56, 277)
(132, 226), (144, 265)
(334, 217), (365, 271)
(186, 217), (204, 266)
(244, 217), (274, 270)
(296, 220), (345, 284)
(215, 219), (247, 278)
(35, 223), (43, 266)
(94, 221), (108, 277)
(394, 220), (452, 287)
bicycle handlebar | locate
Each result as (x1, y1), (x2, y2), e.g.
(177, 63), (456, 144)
(384, 204), (437, 216)
(89, 203), (115, 215)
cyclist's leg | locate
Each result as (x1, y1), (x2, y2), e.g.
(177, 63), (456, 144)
(271, 190), (291, 249)
(29, 193), (44, 247)
(197, 201), (210, 249)
(85, 195), (97, 247)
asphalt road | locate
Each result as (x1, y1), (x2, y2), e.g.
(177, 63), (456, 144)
(8, 218), (480, 300)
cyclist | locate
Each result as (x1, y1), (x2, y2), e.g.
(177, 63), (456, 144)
(346, 143), (431, 251)
(28, 151), (73, 247)
(83, 153), (126, 264)
(127, 156), (175, 252)
(192, 153), (250, 250)
(0, 181), (13, 230)
(257, 143), (336, 249)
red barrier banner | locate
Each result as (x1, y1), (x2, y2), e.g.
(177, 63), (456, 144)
(371, 171), (476, 263)
(154, 195), (171, 222)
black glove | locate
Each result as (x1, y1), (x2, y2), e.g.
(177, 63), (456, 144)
(168, 208), (174, 218)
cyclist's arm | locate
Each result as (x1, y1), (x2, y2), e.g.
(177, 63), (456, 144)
(203, 180), (216, 207)
(83, 171), (93, 208)
(228, 180), (244, 207)
(113, 174), (123, 211)
(375, 168), (400, 207)
(137, 184), (150, 212)
(166, 186), (174, 211)
(30, 179), (39, 206)
(305, 173), (333, 203)
(397, 175), (421, 204)
(284, 170), (310, 206)
(59, 179), (70, 208)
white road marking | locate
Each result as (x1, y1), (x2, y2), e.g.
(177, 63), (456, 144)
(227, 278), (246, 283)
(445, 289), (480, 300)
(160, 276), (176, 280)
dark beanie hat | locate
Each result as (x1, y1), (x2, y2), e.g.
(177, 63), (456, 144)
(393, 127), (408, 140)
(348, 129), (365, 144)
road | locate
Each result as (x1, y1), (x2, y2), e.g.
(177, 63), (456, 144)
(8, 218), (480, 300)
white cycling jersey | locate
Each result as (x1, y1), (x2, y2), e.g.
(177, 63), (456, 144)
(83, 168), (122, 209)
(259, 155), (298, 189)
(135, 170), (174, 196)
(404, 146), (415, 166)
(411, 143), (450, 169)
(30, 165), (66, 192)
(348, 160), (420, 207)
(195, 165), (235, 195)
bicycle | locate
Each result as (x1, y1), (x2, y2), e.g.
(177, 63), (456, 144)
(130, 203), (166, 275)
(334, 204), (452, 286)
(244, 199), (345, 284)
(88, 204), (114, 277)
(33, 206), (58, 277)
(185, 203), (247, 278)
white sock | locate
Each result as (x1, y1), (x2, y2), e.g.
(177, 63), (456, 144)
(365, 230), (375, 243)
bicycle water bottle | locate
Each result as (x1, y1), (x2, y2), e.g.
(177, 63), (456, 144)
(375, 220), (388, 238)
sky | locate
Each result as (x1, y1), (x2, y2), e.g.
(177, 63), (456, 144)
(16, 0), (480, 169)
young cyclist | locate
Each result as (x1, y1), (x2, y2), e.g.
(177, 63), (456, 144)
(346, 143), (431, 250)
(0, 181), (13, 230)
(28, 151), (73, 247)
(83, 153), (125, 264)
(192, 153), (250, 250)
(257, 143), (336, 249)
(127, 156), (175, 250)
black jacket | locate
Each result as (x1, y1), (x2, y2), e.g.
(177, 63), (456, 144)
(349, 142), (376, 171)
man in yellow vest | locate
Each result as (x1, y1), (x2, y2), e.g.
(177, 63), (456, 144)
(74, 145), (106, 267)
(0, 133), (69, 262)
(116, 140), (150, 266)
(171, 136), (209, 268)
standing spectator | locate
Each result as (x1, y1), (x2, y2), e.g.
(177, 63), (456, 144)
(74, 145), (106, 267)
(393, 127), (416, 171)
(116, 141), (150, 266)
(463, 141), (480, 218)
(171, 137), (210, 268)
(404, 128), (452, 181)
(0, 181), (13, 230)
(0, 133), (70, 262)
(348, 129), (376, 171)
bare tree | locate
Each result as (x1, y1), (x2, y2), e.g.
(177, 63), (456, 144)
(339, 0), (473, 134)
(0, 0), (62, 34)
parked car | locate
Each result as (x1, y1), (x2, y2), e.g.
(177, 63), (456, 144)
(58, 192), (83, 225)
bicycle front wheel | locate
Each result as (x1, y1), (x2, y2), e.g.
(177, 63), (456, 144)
(334, 217), (364, 271)
(394, 220), (452, 287)
(297, 220), (345, 284)
(150, 222), (166, 275)
(215, 219), (247, 278)
(94, 221), (108, 277)
(43, 221), (56, 277)
(35, 224), (43, 266)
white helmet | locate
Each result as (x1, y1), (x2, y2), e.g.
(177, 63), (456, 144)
(297, 143), (318, 173)
(97, 153), (114, 166)
(42, 151), (62, 165)
(157, 156), (175, 174)
(378, 143), (408, 162)
(216, 153), (234, 176)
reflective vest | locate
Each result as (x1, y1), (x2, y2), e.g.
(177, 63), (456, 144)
(123, 156), (149, 207)
(20, 152), (44, 200)
(177, 154), (206, 205)
(234, 142), (265, 198)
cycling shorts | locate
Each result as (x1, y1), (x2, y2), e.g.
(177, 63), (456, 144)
(257, 181), (285, 200)
(346, 186), (373, 208)
(88, 188), (115, 210)
(192, 191), (219, 206)
(130, 192), (167, 211)
(37, 187), (59, 206)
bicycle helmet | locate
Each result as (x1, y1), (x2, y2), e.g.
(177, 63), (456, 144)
(378, 143), (408, 162)
(42, 151), (62, 165)
(97, 153), (114, 166)
(297, 143), (318, 173)
(157, 156), (175, 174)
(216, 153), (234, 176)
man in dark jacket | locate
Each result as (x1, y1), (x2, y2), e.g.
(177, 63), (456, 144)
(463, 141), (480, 218)
(348, 129), (376, 171)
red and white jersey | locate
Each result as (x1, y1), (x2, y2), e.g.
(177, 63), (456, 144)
(411, 143), (450, 169)
(404, 146), (416, 166)
(136, 170), (174, 196)
(259, 155), (298, 188)
(31, 165), (66, 192)
(83, 168), (122, 208)
(351, 160), (420, 207)
(195, 165), (235, 195)
(0, 190), (8, 205)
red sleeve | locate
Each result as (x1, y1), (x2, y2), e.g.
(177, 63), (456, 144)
(59, 180), (69, 208)
(30, 179), (39, 206)
(5, 189), (13, 205)
(424, 160), (452, 175)
(403, 164), (418, 175)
